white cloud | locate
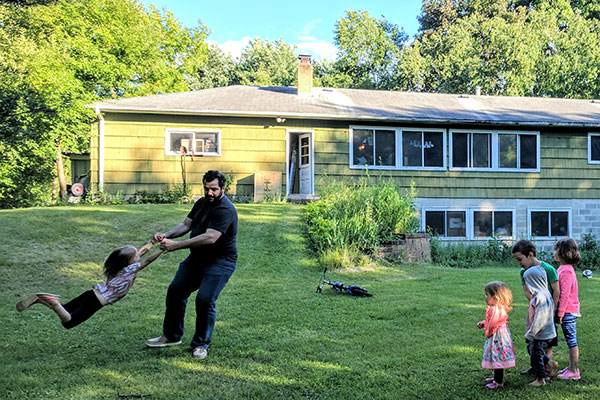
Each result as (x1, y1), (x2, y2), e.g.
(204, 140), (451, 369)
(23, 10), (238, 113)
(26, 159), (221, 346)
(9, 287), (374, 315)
(301, 19), (322, 36)
(210, 37), (252, 60)
(295, 39), (337, 62)
(298, 36), (316, 41)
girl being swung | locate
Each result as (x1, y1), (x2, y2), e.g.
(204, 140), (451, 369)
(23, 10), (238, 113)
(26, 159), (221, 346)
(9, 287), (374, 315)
(17, 242), (163, 329)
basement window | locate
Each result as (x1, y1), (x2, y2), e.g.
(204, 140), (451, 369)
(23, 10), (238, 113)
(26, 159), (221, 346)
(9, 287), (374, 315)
(424, 210), (467, 238)
(473, 210), (514, 238)
(165, 129), (220, 156)
(529, 210), (570, 238)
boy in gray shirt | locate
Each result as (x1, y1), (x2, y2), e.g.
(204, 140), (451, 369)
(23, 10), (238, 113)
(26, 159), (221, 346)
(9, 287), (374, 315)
(523, 265), (558, 386)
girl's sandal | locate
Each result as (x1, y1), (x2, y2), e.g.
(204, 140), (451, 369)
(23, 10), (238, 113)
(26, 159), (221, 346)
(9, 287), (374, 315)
(35, 293), (61, 307)
(16, 293), (61, 312)
(16, 295), (41, 312)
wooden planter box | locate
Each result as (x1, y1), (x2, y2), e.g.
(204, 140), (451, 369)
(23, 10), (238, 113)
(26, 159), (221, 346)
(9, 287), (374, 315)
(377, 233), (431, 263)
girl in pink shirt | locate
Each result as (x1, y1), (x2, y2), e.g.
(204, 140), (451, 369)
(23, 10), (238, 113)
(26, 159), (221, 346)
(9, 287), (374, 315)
(477, 281), (516, 389)
(554, 238), (582, 380)
(17, 242), (163, 329)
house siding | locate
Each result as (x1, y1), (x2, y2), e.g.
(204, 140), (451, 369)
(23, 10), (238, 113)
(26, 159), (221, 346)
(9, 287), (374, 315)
(91, 115), (600, 200)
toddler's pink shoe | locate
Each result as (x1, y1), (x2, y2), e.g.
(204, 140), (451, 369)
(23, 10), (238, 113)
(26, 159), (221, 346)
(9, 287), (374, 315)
(558, 369), (580, 380)
(486, 381), (504, 389)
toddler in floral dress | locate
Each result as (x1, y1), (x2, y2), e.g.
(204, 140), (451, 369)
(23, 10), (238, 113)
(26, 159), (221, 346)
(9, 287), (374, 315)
(478, 281), (516, 389)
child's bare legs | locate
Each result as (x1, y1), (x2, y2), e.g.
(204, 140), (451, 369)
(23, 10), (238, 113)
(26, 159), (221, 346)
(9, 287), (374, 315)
(37, 295), (72, 323)
(530, 378), (546, 387)
(567, 346), (579, 372)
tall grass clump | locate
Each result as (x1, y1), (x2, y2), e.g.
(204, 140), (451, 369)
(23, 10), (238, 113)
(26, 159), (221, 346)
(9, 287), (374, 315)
(305, 179), (419, 268)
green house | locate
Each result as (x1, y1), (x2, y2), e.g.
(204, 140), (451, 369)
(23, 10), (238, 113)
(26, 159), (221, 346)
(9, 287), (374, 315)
(89, 54), (600, 247)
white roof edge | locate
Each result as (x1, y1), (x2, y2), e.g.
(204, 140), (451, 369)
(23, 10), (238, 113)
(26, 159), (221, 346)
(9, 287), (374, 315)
(87, 105), (600, 128)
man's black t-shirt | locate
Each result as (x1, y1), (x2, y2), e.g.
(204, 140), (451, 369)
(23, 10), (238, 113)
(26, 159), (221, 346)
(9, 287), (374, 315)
(187, 195), (238, 262)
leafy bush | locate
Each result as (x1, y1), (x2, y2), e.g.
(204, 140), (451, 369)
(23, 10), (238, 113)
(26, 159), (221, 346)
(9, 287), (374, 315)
(579, 231), (600, 271)
(305, 179), (419, 267)
(430, 235), (513, 268)
(83, 190), (126, 205)
(131, 184), (192, 204)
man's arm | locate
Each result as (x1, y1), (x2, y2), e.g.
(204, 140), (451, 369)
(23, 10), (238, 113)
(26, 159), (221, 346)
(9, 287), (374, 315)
(153, 217), (193, 242)
(159, 228), (222, 253)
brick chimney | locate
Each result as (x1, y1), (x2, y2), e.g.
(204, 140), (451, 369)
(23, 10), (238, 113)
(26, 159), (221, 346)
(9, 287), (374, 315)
(297, 54), (313, 95)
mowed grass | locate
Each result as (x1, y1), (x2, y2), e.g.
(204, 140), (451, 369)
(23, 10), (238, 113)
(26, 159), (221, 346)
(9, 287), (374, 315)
(1, 203), (599, 399)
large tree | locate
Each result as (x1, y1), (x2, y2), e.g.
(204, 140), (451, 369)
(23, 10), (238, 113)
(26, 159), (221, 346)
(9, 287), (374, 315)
(234, 38), (298, 86)
(324, 10), (407, 90)
(398, 0), (600, 98)
(0, 0), (208, 208)
(186, 44), (236, 90)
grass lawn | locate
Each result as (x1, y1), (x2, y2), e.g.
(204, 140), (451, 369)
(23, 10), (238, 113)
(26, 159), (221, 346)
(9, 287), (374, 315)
(1, 203), (599, 399)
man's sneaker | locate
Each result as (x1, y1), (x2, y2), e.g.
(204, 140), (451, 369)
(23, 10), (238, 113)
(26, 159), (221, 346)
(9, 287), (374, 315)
(146, 335), (182, 348)
(192, 347), (207, 359)
(558, 369), (581, 380)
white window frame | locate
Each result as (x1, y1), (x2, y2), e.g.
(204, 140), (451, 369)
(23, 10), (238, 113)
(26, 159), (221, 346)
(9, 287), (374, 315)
(471, 208), (516, 240)
(422, 208), (468, 239)
(527, 208), (571, 239)
(165, 128), (221, 157)
(349, 125), (447, 171)
(423, 207), (516, 240)
(449, 129), (540, 172)
(588, 133), (600, 164)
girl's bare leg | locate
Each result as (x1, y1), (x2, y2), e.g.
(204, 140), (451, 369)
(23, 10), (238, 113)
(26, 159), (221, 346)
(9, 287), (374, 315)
(568, 347), (579, 372)
(37, 295), (72, 323)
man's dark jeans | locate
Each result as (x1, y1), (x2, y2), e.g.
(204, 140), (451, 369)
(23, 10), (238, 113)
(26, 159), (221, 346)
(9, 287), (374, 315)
(163, 256), (235, 349)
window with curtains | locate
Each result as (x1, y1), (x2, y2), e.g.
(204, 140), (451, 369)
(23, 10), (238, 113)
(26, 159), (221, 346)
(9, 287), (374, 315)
(165, 129), (220, 156)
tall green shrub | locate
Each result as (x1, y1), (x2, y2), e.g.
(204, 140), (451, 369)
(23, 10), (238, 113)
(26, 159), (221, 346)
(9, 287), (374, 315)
(305, 179), (419, 260)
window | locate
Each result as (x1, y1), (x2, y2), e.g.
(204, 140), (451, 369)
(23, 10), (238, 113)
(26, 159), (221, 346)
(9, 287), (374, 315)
(450, 130), (539, 171)
(589, 133), (600, 164)
(402, 130), (444, 167)
(165, 129), (220, 156)
(499, 133), (537, 169)
(352, 128), (395, 166)
(350, 126), (445, 169)
(452, 132), (491, 168)
(530, 210), (569, 237)
(425, 210), (466, 237)
(473, 211), (513, 237)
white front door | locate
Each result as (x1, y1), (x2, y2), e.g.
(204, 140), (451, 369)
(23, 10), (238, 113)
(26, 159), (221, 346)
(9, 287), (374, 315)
(298, 133), (312, 195)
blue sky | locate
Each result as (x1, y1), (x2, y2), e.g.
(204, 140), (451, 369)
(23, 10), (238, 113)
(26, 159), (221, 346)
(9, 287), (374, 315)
(140, 0), (423, 60)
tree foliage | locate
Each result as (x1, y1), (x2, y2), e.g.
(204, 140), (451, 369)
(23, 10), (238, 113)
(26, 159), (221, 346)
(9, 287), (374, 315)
(0, 0), (208, 208)
(235, 38), (298, 86)
(398, 0), (600, 97)
(321, 10), (407, 90)
(186, 44), (235, 90)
